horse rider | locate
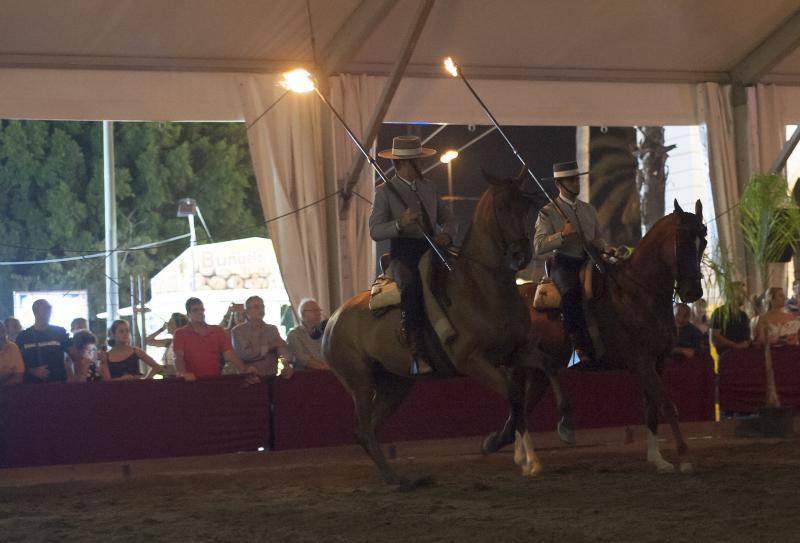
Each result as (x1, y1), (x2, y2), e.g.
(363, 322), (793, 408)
(369, 135), (458, 376)
(534, 160), (609, 365)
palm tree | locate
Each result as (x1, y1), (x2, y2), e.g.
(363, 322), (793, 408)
(739, 173), (800, 407)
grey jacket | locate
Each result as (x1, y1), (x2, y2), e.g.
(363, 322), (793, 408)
(534, 196), (607, 258)
(368, 176), (457, 242)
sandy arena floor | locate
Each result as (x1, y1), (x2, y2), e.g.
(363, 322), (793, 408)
(0, 425), (798, 542)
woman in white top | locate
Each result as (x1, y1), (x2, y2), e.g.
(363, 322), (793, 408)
(753, 287), (800, 347)
(145, 312), (189, 369)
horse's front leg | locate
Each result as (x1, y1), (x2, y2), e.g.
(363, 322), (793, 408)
(639, 362), (692, 474)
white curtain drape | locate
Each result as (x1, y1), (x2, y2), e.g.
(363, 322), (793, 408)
(697, 82), (748, 279)
(238, 74), (330, 314)
(329, 75), (385, 300)
(749, 84), (789, 289)
(748, 84), (785, 174)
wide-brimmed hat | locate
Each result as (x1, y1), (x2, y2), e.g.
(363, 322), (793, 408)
(378, 135), (437, 160)
(543, 160), (589, 181)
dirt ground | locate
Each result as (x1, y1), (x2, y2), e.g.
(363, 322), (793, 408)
(1, 430), (799, 543)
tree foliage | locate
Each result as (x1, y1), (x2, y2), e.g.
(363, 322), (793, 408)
(0, 120), (266, 325)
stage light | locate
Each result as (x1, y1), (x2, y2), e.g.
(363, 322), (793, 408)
(280, 69), (315, 93)
(443, 57), (459, 77)
(440, 150), (459, 164)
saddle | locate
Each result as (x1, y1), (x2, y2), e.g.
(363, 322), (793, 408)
(369, 253), (457, 342)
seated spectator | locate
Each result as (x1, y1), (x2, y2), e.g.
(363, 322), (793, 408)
(15, 299), (83, 383)
(71, 329), (98, 381)
(709, 282), (751, 356)
(172, 297), (258, 382)
(672, 303), (705, 358)
(0, 321), (24, 386)
(753, 287), (800, 347)
(232, 296), (293, 378)
(287, 298), (329, 370)
(146, 312), (189, 370)
(690, 298), (709, 336)
(70, 317), (89, 335)
(786, 279), (800, 313)
(99, 320), (163, 380)
(3, 317), (22, 342)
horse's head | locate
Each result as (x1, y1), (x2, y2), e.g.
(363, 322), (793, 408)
(672, 199), (707, 303)
(475, 171), (534, 272)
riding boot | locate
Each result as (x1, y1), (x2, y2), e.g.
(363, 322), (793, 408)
(570, 332), (598, 370)
(408, 329), (433, 376)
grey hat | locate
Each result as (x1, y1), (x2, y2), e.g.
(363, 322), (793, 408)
(378, 135), (437, 160)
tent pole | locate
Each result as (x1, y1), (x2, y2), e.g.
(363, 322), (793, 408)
(770, 125), (800, 175)
(103, 121), (120, 323)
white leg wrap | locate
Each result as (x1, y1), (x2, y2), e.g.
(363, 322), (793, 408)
(646, 431), (674, 473)
(521, 431), (543, 477)
(513, 431), (525, 467)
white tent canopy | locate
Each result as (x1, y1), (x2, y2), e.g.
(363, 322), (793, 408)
(2, 0), (800, 308)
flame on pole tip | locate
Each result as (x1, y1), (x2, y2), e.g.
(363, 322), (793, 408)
(280, 68), (315, 93)
(440, 150), (459, 163)
(443, 57), (459, 77)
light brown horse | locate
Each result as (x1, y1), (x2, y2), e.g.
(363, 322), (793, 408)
(495, 199), (708, 475)
(321, 174), (550, 485)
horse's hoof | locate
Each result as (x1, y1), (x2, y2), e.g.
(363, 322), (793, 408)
(679, 462), (694, 474)
(655, 461), (676, 474)
(557, 419), (576, 446)
(395, 476), (435, 492)
(482, 432), (501, 455)
(522, 463), (543, 477)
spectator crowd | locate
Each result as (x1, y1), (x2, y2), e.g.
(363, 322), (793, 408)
(0, 295), (330, 387)
(670, 279), (800, 361)
(2, 279), (800, 387)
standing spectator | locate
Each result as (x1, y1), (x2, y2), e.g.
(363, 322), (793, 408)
(786, 279), (800, 313)
(3, 317), (22, 342)
(287, 298), (329, 370)
(690, 298), (709, 336)
(100, 320), (163, 380)
(0, 321), (24, 386)
(15, 299), (82, 383)
(753, 287), (800, 347)
(672, 303), (705, 358)
(221, 304), (246, 338)
(232, 296), (293, 378)
(70, 318), (88, 335)
(172, 297), (258, 382)
(146, 312), (189, 370)
(709, 282), (751, 356)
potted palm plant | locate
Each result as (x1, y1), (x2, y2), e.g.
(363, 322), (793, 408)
(738, 172), (800, 436)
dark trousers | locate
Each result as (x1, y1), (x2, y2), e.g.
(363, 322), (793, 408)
(390, 238), (428, 334)
(552, 252), (590, 346)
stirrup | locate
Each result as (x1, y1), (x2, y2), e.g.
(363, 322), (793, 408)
(409, 358), (433, 376)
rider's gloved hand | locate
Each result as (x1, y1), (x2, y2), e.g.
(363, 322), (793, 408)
(433, 232), (452, 247)
(398, 209), (421, 232)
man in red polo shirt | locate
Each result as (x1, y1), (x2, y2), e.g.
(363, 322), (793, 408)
(173, 297), (258, 382)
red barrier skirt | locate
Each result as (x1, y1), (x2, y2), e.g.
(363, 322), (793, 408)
(0, 376), (268, 468)
(273, 356), (715, 450)
(718, 346), (800, 413)
(0, 357), (714, 467)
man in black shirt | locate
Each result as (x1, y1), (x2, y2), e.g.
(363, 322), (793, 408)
(709, 282), (751, 356)
(672, 303), (706, 358)
(15, 299), (81, 383)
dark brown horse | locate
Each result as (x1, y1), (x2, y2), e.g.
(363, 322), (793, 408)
(321, 174), (551, 484)
(492, 199), (708, 474)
